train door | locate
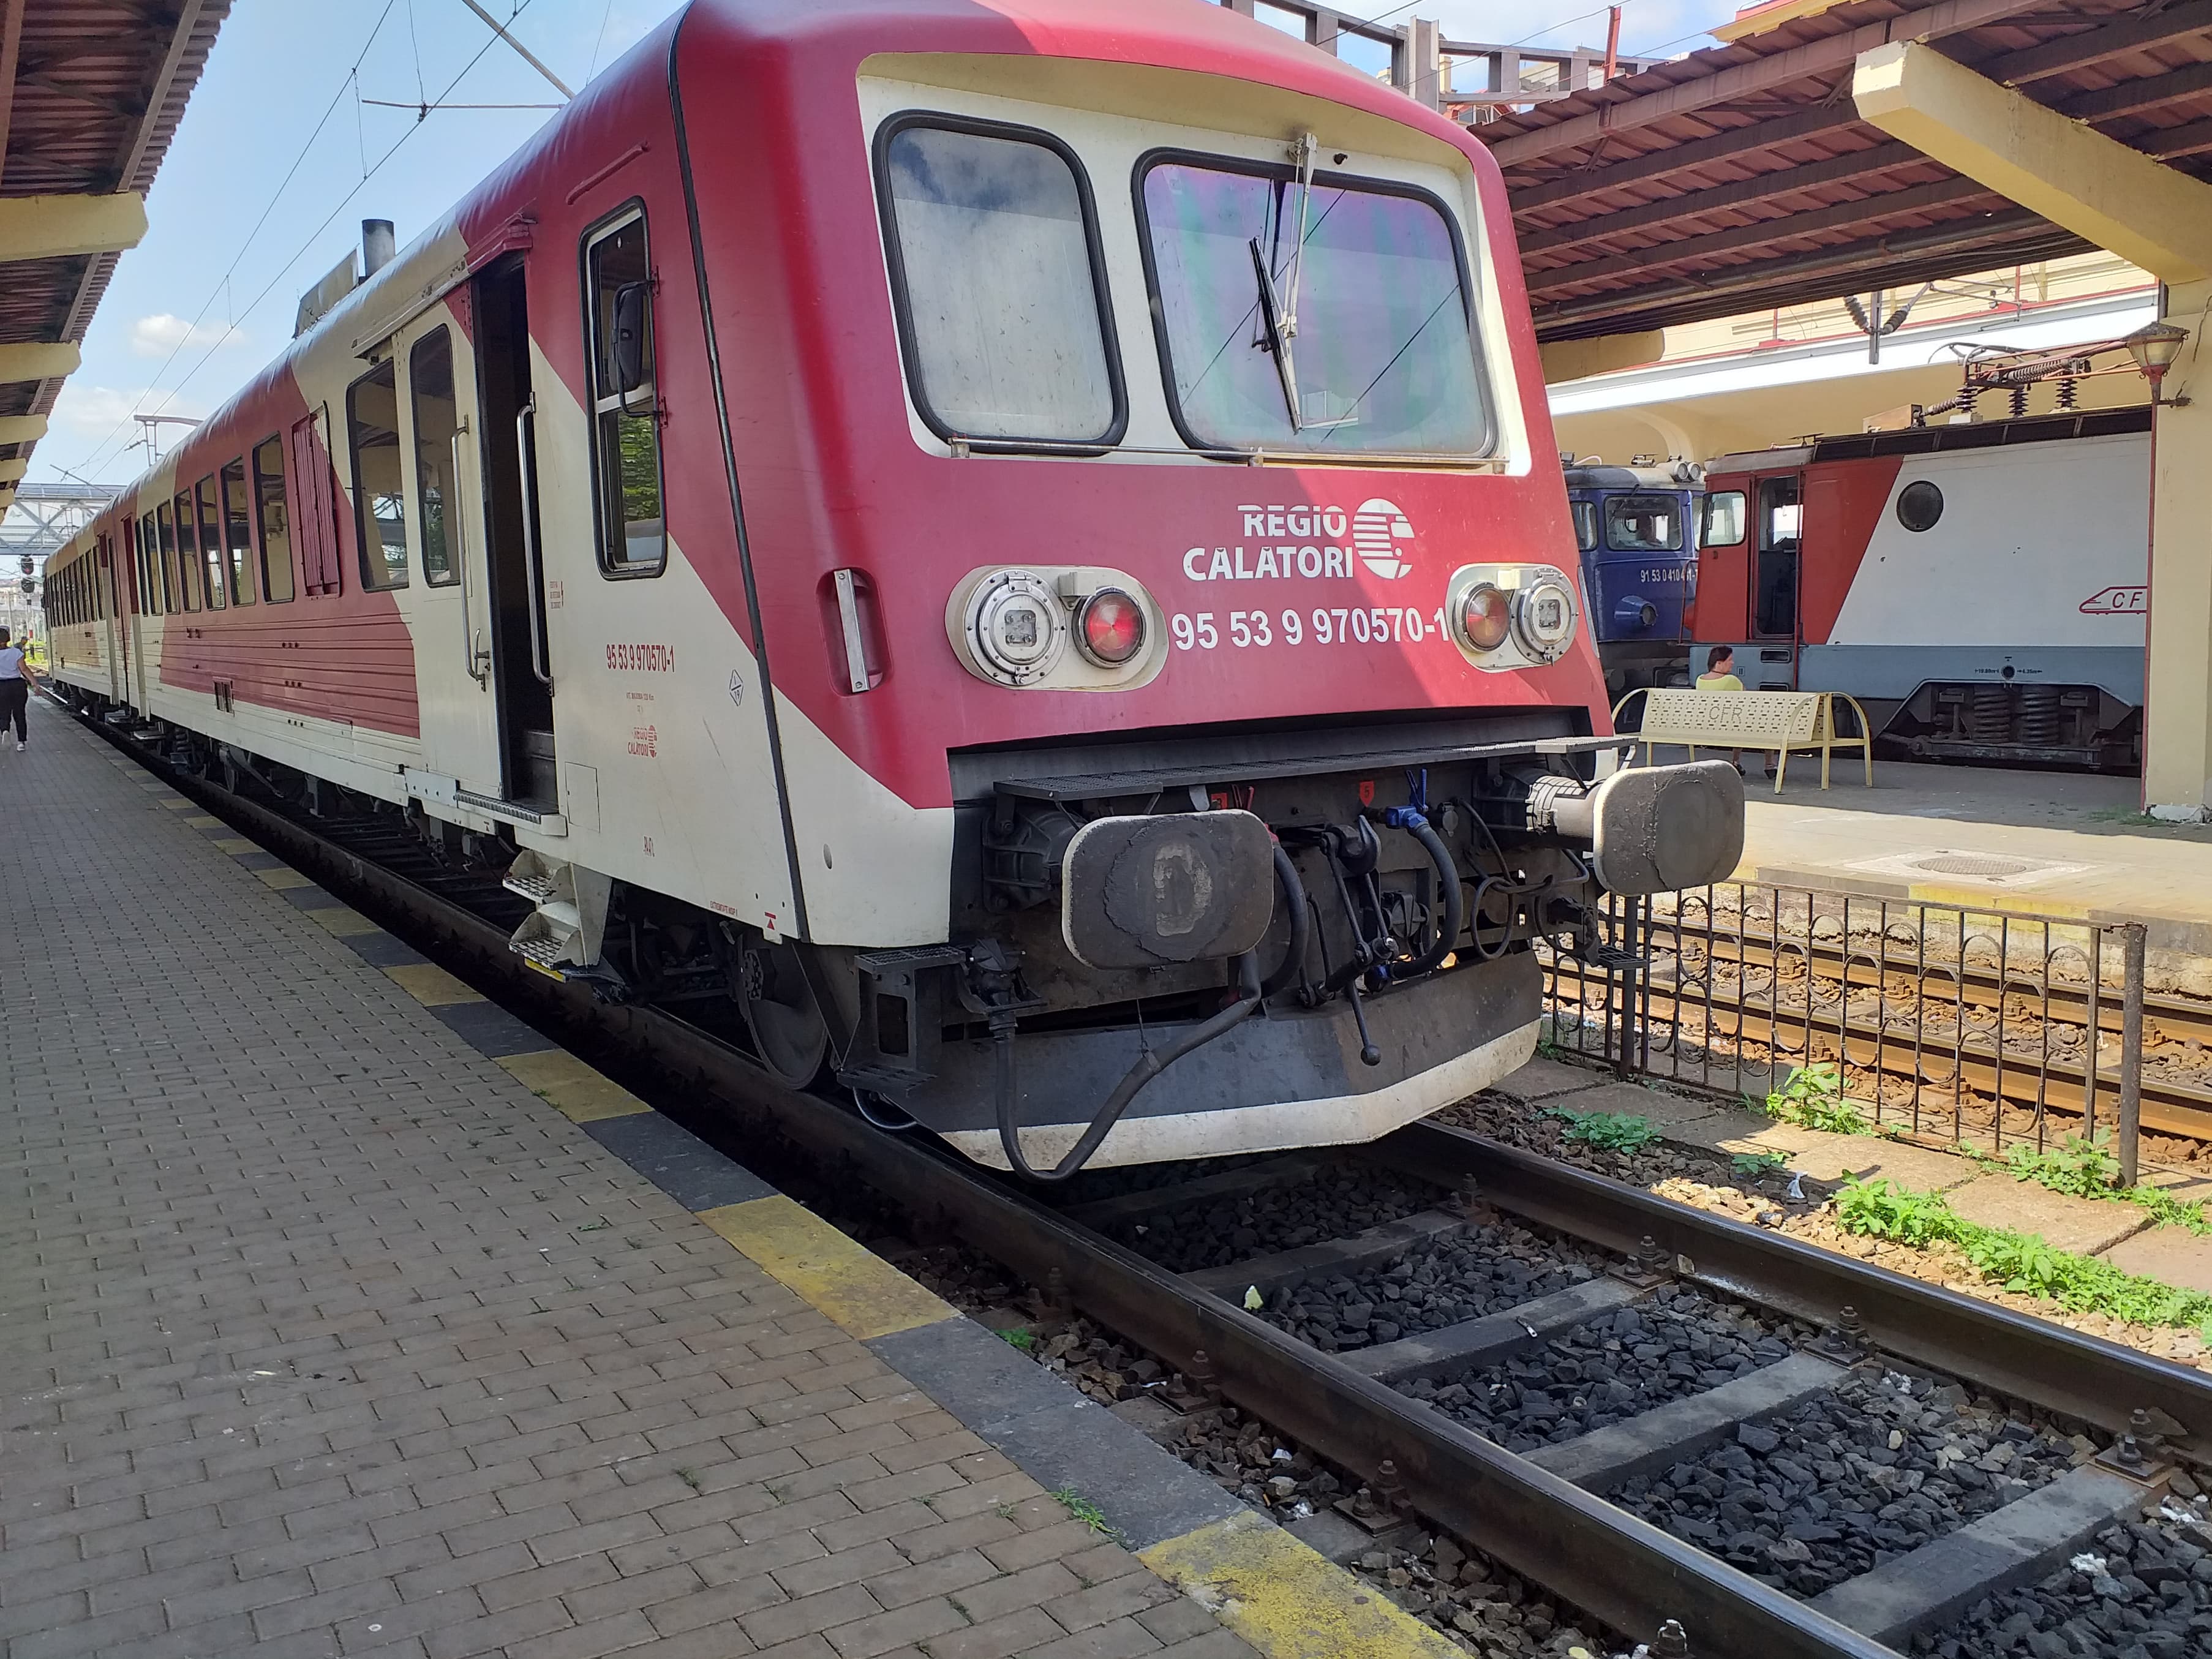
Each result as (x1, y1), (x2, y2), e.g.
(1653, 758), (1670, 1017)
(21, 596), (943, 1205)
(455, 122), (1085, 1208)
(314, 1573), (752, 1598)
(467, 258), (557, 808)
(1747, 472), (1802, 688)
(97, 535), (124, 703)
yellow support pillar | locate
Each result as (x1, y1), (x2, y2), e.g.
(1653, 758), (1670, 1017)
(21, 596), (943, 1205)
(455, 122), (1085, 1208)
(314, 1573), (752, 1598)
(2144, 281), (2212, 818)
(0, 342), (80, 383)
(0, 193), (148, 261)
(1853, 41), (2212, 814)
(1853, 44), (2212, 282)
(0, 460), (26, 484)
(0, 415), (49, 446)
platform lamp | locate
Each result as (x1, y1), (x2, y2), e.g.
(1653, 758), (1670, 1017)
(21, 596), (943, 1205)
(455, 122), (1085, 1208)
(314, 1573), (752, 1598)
(2124, 320), (2191, 407)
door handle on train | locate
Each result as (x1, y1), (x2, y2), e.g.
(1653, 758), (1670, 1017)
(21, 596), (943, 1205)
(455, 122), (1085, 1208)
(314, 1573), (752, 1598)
(452, 426), (491, 688)
(515, 397), (554, 692)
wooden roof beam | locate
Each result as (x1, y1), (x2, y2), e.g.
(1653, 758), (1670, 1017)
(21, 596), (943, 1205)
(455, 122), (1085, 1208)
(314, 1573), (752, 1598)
(1977, 0), (2212, 86)
(1488, 0), (2042, 168)
(1856, 39), (2212, 282)
(1526, 175), (1995, 293)
(1518, 138), (1925, 254)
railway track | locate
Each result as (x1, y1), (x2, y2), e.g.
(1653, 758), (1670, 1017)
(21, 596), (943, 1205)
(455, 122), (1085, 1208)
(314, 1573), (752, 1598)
(82, 710), (2212, 1659)
(1546, 915), (2212, 1153)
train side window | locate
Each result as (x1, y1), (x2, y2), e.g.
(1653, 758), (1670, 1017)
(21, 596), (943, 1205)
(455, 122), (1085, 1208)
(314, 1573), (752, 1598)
(1604, 494), (1683, 553)
(1571, 500), (1597, 554)
(292, 406), (343, 596)
(138, 513), (159, 612)
(195, 476), (227, 609)
(407, 329), (459, 585)
(170, 494), (200, 612)
(347, 360), (409, 590)
(583, 209), (665, 574)
(220, 459), (256, 608)
(1701, 490), (1745, 548)
(253, 437), (295, 603)
(875, 116), (1123, 450)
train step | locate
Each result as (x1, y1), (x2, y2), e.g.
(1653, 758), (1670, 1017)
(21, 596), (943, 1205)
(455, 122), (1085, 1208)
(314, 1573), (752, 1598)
(502, 851), (611, 972)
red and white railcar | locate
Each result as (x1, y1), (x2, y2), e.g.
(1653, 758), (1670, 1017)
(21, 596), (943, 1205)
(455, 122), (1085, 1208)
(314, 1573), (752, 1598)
(43, 0), (1739, 1176)
(1695, 409), (2150, 770)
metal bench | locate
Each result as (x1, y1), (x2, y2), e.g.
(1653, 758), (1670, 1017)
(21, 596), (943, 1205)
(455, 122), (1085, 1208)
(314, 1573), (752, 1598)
(1614, 687), (1873, 792)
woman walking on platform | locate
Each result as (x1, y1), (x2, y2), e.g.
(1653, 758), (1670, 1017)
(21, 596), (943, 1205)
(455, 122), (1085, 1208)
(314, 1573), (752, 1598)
(0, 628), (34, 751)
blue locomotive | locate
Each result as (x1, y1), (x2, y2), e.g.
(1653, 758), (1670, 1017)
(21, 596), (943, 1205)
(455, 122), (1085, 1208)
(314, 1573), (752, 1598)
(1563, 461), (1704, 703)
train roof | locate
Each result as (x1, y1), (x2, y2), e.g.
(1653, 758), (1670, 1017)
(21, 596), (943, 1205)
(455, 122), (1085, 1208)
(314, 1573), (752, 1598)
(1706, 405), (2152, 475)
(1562, 462), (1702, 491)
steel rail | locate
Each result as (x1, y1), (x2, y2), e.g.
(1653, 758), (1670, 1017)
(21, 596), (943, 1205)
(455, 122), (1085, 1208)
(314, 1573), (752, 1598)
(77, 713), (2208, 1658)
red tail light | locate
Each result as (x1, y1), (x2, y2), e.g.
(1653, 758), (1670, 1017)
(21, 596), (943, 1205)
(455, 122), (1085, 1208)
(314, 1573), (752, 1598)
(1075, 587), (1146, 667)
(1459, 583), (1510, 652)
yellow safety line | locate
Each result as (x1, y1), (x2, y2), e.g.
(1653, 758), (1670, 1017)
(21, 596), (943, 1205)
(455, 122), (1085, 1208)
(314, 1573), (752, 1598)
(696, 1195), (957, 1342)
(383, 962), (487, 1006)
(211, 837), (255, 854)
(307, 907), (383, 936)
(497, 1049), (653, 1123)
(1140, 1511), (1465, 1659)
(257, 868), (315, 890)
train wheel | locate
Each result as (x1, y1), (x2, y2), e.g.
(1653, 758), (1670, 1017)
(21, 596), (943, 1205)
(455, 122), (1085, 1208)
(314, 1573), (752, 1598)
(739, 942), (830, 1087)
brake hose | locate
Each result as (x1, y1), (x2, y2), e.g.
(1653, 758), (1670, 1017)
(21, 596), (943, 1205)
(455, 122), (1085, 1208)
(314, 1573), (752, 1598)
(1382, 808), (1464, 978)
(992, 952), (1263, 1183)
(1260, 843), (1313, 1001)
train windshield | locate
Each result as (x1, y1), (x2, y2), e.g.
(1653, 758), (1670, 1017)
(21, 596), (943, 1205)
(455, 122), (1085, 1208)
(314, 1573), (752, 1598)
(1603, 493), (1683, 552)
(1140, 157), (1489, 457)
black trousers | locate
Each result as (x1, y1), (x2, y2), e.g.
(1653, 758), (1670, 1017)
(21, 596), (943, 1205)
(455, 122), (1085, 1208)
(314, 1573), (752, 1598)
(0, 680), (27, 741)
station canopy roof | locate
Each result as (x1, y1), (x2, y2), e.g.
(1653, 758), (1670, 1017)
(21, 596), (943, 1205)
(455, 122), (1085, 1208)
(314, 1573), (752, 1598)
(1, 0), (231, 486)
(1473, 0), (2212, 342)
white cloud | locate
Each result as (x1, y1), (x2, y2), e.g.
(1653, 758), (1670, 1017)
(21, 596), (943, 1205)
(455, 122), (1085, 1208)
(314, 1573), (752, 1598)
(129, 313), (246, 358)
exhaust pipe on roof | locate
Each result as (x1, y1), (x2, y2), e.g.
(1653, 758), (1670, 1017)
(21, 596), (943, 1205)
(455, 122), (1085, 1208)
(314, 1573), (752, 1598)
(361, 219), (396, 278)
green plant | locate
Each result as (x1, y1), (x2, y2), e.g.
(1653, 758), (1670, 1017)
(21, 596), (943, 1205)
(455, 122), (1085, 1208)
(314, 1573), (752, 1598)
(1834, 1177), (2212, 1333)
(675, 1467), (702, 1492)
(1762, 1063), (1871, 1136)
(1052, 1487), (1116, 1537)
(1731, 1151), (1789, 1179)
(2003, 1134), (2119, 1198)
(996, 1327), (1036, 1353)
(1545, 1108), (1660, 1154)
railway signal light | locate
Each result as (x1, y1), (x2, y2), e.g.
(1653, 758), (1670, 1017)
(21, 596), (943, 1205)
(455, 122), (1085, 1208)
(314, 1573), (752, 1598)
(1458, 582), (1510, 652)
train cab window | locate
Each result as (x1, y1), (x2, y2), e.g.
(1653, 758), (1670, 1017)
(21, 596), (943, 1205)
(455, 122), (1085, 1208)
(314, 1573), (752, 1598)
(875, 118), (1121, 450)
(583, 211), (665, 573)
(1754, 475), (1801, 638)
(253, 437), (295, 603)
(1571, 500), (1597, 554)
(195, 476), (227, 609)
(220, 459), (255, 608)
(407, 329), (459, 585)
(1701, 490), (1745, 548)
(347, 360), (408, 589)
(1604, 494), (1682, 553)
(1138, 154), (1488, 457)
(170, 494), (200, 612)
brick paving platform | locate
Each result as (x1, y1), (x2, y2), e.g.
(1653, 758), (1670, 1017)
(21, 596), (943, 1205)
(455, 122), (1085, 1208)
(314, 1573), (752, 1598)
(1, 701), (1394, 1659)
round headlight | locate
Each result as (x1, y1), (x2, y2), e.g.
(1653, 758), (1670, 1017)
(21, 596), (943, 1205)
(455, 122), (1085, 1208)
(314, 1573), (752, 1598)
(1458, 582), (1511, 652)
(966, 570), (1065, 685)
(1513, 573), (1579, 663)
(1075, 587), (1146, 668)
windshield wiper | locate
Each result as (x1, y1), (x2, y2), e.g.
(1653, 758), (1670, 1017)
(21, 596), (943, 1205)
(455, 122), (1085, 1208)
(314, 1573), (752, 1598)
(1250, 132), (1321, 432)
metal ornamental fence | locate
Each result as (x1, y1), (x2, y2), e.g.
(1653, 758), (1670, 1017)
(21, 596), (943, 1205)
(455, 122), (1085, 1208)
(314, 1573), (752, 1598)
(1540, 881), (2155, 1184)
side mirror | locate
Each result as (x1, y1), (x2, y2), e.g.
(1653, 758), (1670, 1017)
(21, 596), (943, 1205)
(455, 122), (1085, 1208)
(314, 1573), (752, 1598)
(612, 281), (652, 400)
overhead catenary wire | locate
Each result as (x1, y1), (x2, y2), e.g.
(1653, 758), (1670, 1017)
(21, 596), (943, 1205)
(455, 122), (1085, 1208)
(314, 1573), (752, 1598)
(86, 0), (554, 477)
(72, 1), (404, 477)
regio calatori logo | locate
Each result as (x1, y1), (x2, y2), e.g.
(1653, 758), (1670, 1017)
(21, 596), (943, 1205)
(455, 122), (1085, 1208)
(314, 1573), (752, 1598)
(1182, 500), (1416, 584)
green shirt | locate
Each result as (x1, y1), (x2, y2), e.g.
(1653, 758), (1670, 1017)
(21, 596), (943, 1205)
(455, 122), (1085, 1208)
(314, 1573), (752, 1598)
(1698, 672), (1744, 693)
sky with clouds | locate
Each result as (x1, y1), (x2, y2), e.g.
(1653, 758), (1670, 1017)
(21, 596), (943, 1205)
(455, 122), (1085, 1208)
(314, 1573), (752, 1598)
(35, 0), (1732, 490)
